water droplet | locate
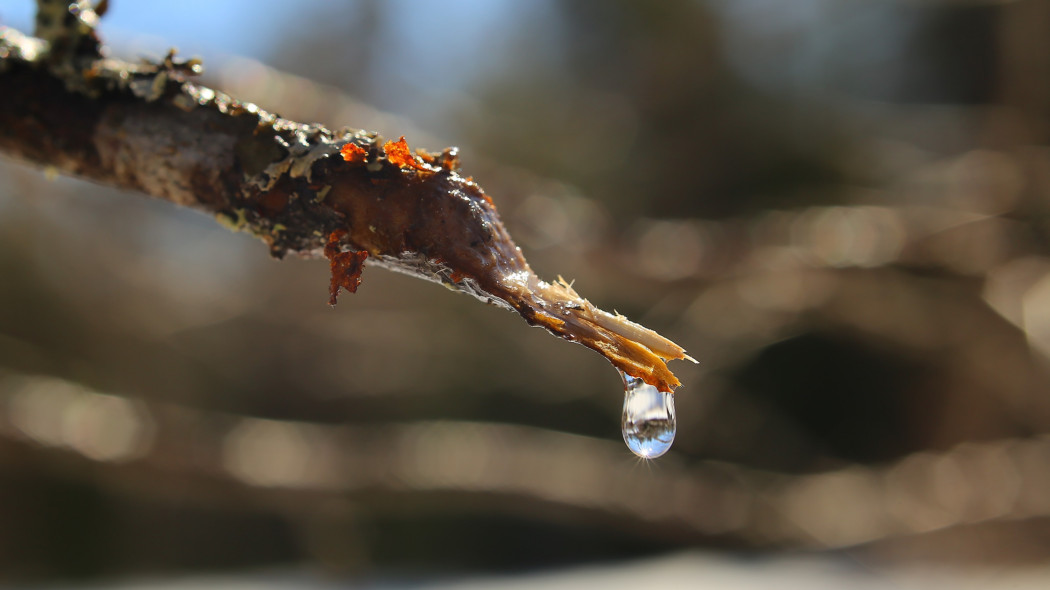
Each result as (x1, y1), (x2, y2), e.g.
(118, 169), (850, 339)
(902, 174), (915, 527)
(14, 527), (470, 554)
(620, 370), (676, 458)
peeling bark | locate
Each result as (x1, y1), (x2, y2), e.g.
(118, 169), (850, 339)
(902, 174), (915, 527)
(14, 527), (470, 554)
(0, 7), (693, 392)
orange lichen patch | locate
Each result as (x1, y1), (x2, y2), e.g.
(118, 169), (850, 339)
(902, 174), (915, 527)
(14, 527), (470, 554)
(340, 143), (368, 164)
(383, 136), (431, 172)
(415, 149), (436, 164)
(418, 147), (461, 171)
(439, 147), (460, 171)
(323, 230), (369, 305)
(449, 270), (466, 283)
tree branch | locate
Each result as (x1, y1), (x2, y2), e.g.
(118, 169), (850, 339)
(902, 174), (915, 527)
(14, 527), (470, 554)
(0, 5), (693, 391)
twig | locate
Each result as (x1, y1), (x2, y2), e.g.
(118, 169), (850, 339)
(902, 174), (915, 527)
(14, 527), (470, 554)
(0, 3), (692, 391)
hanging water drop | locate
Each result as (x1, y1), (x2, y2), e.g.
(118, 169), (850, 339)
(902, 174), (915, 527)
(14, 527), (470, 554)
(620, 370), (676, 458)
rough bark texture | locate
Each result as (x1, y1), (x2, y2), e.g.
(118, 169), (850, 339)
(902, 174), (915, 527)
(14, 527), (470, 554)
(0, 8), (692, 391)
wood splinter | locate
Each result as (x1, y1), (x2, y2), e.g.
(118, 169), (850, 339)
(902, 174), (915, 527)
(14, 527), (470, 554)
(0, 3), (695, 392)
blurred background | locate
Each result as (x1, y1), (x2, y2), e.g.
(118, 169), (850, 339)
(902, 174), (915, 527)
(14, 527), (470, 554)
(3, 0), (1050, 587)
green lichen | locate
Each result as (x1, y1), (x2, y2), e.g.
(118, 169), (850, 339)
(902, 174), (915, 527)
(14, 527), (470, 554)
(215, 209), (248, 232)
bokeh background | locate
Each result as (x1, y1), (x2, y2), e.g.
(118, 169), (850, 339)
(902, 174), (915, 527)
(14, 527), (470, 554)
(3, 0), (1050, 586)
